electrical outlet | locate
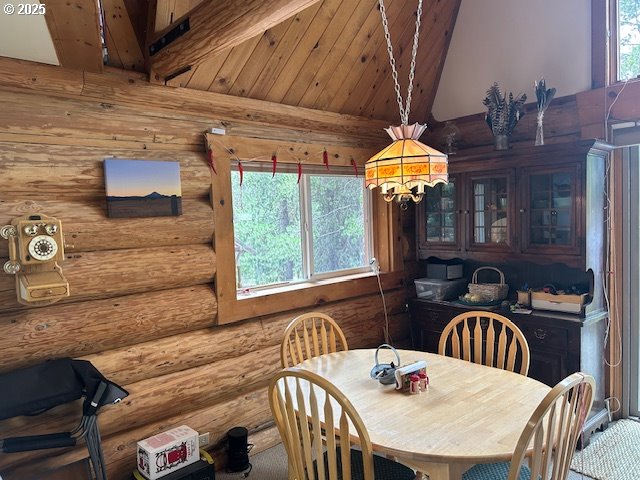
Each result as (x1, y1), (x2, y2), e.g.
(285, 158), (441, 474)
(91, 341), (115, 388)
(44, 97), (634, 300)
(198, 432), (210, 447)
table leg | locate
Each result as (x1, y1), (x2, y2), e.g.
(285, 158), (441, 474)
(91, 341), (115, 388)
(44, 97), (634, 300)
(407, 462), (471, 480)
(428, 463), (460, 480)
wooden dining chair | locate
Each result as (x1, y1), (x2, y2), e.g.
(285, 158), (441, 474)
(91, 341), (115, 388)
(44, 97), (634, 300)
(269, 367), (416, 480)
(462, 372), (595, 480)
(280, 312), (349, 368)
(438, 311), (530, 375)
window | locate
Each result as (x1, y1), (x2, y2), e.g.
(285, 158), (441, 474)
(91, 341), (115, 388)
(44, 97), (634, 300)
(231, 165), (372, 291)
(617, 0), (640, 80)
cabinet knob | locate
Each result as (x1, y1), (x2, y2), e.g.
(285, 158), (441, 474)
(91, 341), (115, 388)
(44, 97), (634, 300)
(519, 208), (526, 213)
(533, 328), (548, 340)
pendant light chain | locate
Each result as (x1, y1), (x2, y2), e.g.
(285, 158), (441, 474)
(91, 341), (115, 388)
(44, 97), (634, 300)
(379, 0), (423, 125)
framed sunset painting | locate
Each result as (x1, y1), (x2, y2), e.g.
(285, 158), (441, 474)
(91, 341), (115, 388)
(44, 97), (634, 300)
(104, 159), (182, 218)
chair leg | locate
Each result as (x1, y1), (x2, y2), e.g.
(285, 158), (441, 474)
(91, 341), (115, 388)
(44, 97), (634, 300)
(287, 458), (297, 480)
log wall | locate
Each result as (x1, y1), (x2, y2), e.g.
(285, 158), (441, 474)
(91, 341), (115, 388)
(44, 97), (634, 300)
(0, 59), (409, 480)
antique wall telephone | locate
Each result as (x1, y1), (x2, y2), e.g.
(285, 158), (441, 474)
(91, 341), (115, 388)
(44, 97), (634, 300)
(1, 214), (69, 305)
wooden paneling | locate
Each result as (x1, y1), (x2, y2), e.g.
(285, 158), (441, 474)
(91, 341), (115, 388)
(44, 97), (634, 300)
(0, 57), (389, 145)
(149, 0), (323, 81)
(173, 0), (461, 122)
(44, 0), (103, 73)
(103, 0), (146, 72)
(365, 0), (461, 122)
(0, 60), (412, 479)
(39, 0), (460, 122)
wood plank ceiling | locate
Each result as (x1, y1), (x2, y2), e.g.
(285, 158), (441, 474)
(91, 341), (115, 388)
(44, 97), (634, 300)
(103, 0), (461, 124)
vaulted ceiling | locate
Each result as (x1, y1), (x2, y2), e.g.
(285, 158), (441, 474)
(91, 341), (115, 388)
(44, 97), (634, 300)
(146, 0), (461, 123)
(11, 0), (461, 124)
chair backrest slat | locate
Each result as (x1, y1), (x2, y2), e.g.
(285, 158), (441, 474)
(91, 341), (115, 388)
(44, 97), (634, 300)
(485, 318), (496, 366)
(310, 385), (325, 480)
(506, 338), (519, 372)
(270, 368), (375, 480)
(496, 326), (508, 370)
(473, 316), (483, 364)
(507, 373), (595, 480)
(451, 326), (461, 358)
(461, 320), (471, 361)
(296, 379), (315, 476)
(339, 412), (351, 479)
(311, 319), (320, 357)
(439, 311), (530, 376)
(540, 402), (557, 479)
(302, 319), (313, 360)
(281, 312), (349, 367)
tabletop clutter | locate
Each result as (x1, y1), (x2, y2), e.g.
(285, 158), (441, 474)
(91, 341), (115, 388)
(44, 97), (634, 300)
(370, 344), (429, 394)
(415, 261), (590, 314)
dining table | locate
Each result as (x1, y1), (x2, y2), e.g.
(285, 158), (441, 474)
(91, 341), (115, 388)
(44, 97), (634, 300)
(296, 348), (552, 480)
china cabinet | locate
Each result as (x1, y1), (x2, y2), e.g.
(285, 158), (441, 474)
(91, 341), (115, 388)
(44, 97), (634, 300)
(416, 140), (610, 269)
(411, 140), (613, 446)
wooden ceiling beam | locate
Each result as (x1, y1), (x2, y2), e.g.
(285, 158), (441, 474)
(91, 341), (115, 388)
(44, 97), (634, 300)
(44, 0), (103, 73)
(148, 0), (322, 82)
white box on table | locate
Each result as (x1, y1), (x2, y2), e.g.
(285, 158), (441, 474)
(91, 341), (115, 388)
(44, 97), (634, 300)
(136, 425), (199, 480)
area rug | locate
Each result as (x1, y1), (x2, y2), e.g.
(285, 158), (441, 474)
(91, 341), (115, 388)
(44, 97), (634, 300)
(570, 419), (640, 480)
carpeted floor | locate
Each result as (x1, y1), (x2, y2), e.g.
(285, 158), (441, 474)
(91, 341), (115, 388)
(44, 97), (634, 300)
(571, 419), (640, 480)
(216, 442), (596, 479)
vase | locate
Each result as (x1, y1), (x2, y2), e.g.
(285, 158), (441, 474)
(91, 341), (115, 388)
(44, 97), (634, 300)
(494, 134), (509, 151)
(535, 114), (544, 146)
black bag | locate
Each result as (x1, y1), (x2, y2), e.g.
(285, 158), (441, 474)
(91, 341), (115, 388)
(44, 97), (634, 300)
(0, 358), (127, 420)
(0, 358), (82, 420)
(0, 358), (128, 480)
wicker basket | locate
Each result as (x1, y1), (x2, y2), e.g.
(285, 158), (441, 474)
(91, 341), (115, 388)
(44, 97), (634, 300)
(468, 267), (509, 301)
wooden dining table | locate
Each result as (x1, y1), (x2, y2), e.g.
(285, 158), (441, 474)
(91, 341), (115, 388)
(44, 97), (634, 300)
(297, 349), (552, 480)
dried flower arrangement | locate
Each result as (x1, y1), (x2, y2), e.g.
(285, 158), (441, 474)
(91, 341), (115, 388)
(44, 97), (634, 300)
(534, 78), (556, 146)
(483, 83), (527, 149)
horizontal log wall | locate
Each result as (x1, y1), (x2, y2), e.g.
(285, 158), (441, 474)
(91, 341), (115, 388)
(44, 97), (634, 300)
(0, 60), (407, 480)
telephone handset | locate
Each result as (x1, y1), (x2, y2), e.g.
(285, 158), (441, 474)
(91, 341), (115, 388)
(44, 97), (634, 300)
(1, 214), (69, 306)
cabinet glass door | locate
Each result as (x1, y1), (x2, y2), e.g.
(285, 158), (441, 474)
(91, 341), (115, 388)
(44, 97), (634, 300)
(423, 180), (457, 244)
(471, 176), (509, 246)
(529, 172), (574, 246)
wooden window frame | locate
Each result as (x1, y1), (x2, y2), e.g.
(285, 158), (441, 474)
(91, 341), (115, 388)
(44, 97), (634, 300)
(208, 134), (404, 325)
(593, 0), (640, 87)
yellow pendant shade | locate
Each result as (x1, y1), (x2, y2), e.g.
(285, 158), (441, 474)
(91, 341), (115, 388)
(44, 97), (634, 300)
(365, 123), (448, 206)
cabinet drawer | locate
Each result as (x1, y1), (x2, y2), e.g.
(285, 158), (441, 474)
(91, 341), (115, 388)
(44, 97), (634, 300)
(411, 306), (457, 331)
(517, 322), (569, 351)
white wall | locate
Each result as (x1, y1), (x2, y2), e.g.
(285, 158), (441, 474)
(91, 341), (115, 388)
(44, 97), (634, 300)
(432, 0), (591, 120)
(0, 1), (58, 66)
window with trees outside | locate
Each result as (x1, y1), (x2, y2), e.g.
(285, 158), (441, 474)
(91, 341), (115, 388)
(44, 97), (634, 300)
(231, 164), (372, 291)
(617, 0), (640, 80)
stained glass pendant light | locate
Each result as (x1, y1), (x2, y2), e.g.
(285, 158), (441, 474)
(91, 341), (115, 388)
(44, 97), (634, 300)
(365, 0), (448, 210)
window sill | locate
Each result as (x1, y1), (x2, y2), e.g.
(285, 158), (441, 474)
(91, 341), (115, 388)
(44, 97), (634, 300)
(237, 271), (379, 299)
(217, 270), (405, 325)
